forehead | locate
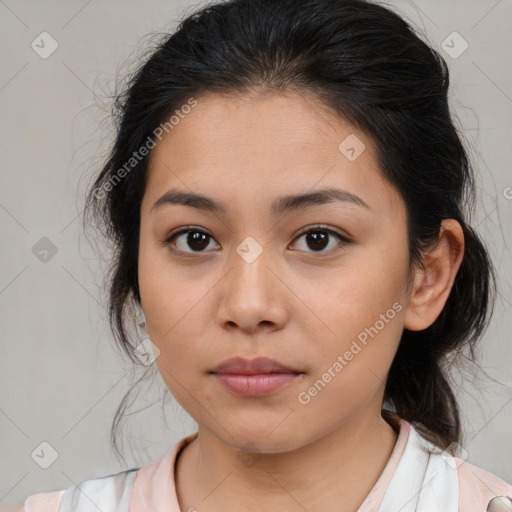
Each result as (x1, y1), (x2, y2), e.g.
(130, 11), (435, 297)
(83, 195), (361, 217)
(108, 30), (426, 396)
(149, 90), (365, 166)
(143, 90), (403, 219)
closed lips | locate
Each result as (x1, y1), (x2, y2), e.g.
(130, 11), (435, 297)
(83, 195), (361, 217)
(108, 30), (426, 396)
(211, 356), (302, 375)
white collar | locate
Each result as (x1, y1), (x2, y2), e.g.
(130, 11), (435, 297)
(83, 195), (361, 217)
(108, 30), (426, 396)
(377, 423), (459, 512)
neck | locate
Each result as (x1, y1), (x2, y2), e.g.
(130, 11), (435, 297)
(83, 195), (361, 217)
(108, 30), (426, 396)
(175, 410), (399, 512)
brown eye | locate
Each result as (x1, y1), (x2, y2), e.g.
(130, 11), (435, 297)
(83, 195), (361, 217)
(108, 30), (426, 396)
(291, 226), (350, 253)
(164, 227), (219, 253)
(163, 225), (351, 256)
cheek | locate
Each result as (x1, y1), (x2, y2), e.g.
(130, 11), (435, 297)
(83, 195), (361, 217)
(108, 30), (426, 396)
(138, 247), (203, 374)
(305, 250), (407, 374)
(317, 269), (402, 334)
(298, 298), (404, 419)
(138, 235), (201, 332)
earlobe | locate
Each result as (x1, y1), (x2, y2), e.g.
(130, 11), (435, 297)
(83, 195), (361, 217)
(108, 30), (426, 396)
(403, 219), (464, 332)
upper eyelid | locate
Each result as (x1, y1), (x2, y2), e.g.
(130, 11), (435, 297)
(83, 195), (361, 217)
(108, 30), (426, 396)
(168, 224), (347, 238)
(166, 225), (350, 248)
(294, 224), (348, 239)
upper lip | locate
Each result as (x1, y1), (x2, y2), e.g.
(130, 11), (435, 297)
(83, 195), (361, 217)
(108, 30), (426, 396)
(211, 357), (301, 375)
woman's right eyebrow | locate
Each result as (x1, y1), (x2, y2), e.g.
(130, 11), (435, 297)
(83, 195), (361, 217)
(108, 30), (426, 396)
(150, 186), (370, 216)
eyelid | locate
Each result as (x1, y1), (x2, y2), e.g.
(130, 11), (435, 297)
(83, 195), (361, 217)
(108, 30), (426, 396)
(165, 225), (209, 238)
(293, 224), (351, 242)
(289, 225), (352, 255)
(163, 224), (352, 254)
(163, 225), (215, 247)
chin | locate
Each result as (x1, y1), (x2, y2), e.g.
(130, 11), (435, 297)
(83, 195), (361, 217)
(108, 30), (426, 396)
(221, 421), (306, 453)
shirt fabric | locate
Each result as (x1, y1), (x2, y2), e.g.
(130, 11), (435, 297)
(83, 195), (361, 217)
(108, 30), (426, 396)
(23, 415), (512, 512)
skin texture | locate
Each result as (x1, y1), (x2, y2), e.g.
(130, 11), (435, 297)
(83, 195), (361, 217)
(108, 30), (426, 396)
(138, 89), (464, 512)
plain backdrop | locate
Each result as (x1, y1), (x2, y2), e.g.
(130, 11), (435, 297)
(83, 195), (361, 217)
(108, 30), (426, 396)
(0, 0), (511, 506)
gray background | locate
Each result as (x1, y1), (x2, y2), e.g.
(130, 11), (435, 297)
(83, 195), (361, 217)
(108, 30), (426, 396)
(0, 0), (511, 506)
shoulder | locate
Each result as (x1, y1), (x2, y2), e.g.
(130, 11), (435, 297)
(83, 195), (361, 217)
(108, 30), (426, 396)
(404, 420), (512, 512)
(455, 456), (512, 511)
(23, 490), (65, 512)
(22, 468), (138, 512)
(20, 433), (198, 512)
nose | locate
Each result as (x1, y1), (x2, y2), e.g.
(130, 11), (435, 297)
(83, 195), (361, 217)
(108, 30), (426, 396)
(215, 240), (289, 334)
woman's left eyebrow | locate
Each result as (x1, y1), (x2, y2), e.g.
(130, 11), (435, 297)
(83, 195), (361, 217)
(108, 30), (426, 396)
(151, 186), (370, 216)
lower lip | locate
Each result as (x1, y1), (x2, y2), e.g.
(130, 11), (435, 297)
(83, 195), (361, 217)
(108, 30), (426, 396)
(213, 373), (301, 397)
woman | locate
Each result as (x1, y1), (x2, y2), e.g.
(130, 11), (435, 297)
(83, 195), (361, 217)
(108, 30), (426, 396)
(20, 0), (512, 510)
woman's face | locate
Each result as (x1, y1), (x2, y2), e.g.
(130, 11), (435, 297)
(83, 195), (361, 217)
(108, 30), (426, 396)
(138, 90), (412, 452)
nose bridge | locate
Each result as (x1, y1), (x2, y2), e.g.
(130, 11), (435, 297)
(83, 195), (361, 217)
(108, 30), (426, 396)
(230, 234), (274, 298)
(217, 234), (287, 330)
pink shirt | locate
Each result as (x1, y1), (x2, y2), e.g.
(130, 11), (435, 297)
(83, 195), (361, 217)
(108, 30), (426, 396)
(24, 417), (512, 512)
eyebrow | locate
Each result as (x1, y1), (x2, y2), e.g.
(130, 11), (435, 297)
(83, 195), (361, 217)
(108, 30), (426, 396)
(151, 186), (370, 216)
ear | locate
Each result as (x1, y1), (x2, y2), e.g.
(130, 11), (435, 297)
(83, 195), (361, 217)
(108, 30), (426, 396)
(403, 219), (465, 331)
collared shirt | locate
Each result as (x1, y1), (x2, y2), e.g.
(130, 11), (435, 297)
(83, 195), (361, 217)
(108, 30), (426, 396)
(23, 416), (512, 512)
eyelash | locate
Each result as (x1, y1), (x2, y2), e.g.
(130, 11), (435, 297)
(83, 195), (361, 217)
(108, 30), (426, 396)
(162, 225), (351, 256)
